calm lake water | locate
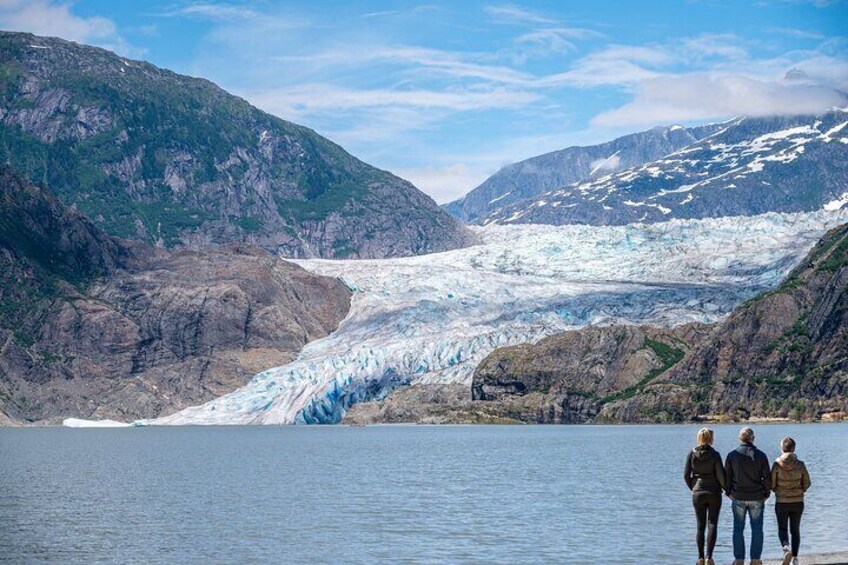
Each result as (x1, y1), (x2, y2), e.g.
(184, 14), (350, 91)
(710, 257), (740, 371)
(1, 424), (846, 564)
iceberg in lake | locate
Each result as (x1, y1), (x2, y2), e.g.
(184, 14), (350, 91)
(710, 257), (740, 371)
(151, 210), (848, 425)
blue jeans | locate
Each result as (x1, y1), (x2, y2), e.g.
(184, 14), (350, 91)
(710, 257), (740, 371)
(732, 499), (765, 560)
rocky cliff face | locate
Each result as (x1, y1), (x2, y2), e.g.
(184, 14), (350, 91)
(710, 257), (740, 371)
(0, 168), (351, 423)
(444, 124), (719, 223)
(0, 31), (471, 258)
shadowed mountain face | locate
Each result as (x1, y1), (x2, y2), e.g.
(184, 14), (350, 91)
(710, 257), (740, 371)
(444, 123), (721, 222)
(481, 111), (848, 226)
(0, 167), (351, 423)
(0, 31), (471, 259)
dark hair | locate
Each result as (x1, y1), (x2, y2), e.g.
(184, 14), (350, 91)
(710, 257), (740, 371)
(781, 437), (796, 453)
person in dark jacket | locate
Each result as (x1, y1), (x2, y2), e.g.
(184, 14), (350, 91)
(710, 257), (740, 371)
(771, 437), (811, 565)
(725, 427), (771, 565)
(684, 428), (726, 565)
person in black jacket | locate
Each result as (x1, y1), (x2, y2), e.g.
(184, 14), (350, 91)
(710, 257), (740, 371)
(725, 427), (771, 565)
(684, 428), (726, 565)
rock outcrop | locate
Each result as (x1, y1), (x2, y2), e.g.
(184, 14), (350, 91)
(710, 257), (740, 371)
(0, 31), (471, 258)
(0, 167), (351, 423)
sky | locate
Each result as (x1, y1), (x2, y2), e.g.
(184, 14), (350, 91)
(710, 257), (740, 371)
(1, 1), (846, 203)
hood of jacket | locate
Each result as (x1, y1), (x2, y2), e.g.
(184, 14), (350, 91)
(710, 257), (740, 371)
(777, 452), (799, 470)
(693, 445), (716, 462)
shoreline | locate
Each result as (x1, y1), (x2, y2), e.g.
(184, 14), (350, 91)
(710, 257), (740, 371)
(3, 419), (848, 428)
(764, 550), (848, 564)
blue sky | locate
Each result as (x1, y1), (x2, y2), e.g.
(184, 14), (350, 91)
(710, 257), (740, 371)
(1, 1), (846, 202)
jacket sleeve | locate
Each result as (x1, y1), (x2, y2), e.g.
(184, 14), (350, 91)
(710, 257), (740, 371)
(761, 452), (772, 498)
(684, 452), (694, 490)
(771, 462), (779, 491)
(802, 464), (812, 492)
(724, 453), (733, 496)
(716, 453), (727, 492)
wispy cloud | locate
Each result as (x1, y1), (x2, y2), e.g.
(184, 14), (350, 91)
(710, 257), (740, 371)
(156, 3), (260, 21)
(515, 27), (604, 56)
(484, 4), (557, 25)
(0, 0), (143, 57)
(245, 83), (540, 115)
(770, 27), (826, 39)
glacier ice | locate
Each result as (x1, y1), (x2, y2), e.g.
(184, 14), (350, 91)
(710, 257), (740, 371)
(63, 418), (133, 428)
(147, 210), (848, 426)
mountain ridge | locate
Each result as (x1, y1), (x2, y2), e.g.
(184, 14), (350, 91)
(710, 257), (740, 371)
(481, 110), (848, 226)
(444, 122), (722, 222)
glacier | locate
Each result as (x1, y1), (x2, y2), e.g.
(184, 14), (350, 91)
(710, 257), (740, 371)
(143, 210), (848, 426)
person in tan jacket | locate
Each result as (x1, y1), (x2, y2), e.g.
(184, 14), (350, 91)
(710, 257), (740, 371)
(771, 437), (812, 565)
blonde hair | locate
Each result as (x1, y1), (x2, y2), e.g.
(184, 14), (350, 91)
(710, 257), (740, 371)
(697, 428), (714, 446)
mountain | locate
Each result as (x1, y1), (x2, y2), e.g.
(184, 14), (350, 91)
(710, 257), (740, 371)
(0, 167), (351, 423)
(481, 111), (848, 226)
(0, 31), (471, 258)
(344, 221), (848, 424)
(443, 123), (721, 222)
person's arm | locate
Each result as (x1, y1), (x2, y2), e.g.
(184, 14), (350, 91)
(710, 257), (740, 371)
(771, 462), (779, 494)
(802, 464), (811, 492)
(761, 452), (772, 499)
(724, 454), (733, 497)
(716, 453), (727, 492)
(684, 452), (694, 491)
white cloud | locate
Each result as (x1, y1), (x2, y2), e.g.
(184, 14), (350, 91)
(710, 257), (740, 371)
(244, 83), (540, 115)
(515, 27), (603, 55)
(484, 4), (557, 25)
(393, 163), (492, 203)
(0, 0), (142, 56)
(157, 3), (260, 20)
(542, 45), (675, 87)
(592, 73), (848, 127)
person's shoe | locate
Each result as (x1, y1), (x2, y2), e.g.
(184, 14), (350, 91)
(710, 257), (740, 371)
(732, 560), (744, 565)
(792, 558), (799, 565)
(750, 560), (763, 565)
(706, 559), (715, 565)
(781, 547), (793, 565)
(696, 559), (705, 565)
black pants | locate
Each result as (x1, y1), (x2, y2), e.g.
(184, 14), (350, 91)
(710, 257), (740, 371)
(775, 502), (804, 556)
(693, 492), (722, 559)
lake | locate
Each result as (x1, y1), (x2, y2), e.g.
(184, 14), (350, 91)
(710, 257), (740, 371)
(1, 424), (846, 564)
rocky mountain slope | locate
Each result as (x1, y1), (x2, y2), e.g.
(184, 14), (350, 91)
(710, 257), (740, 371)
(343, 222), (848, 424)
(0, 31), (471, 258)
(444, 123), (720, 222)
(0, 167), (351, 423)
(482, 111), (848, 226)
